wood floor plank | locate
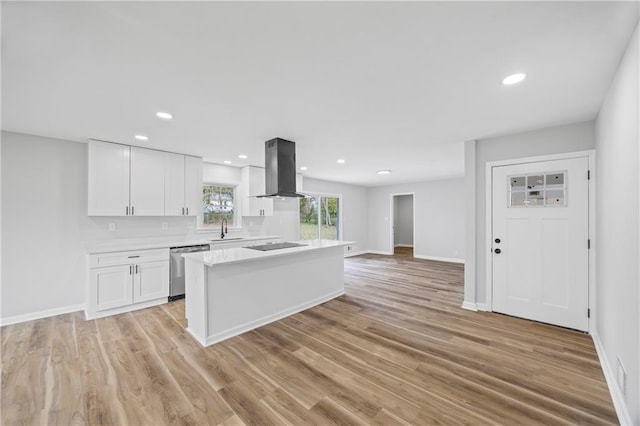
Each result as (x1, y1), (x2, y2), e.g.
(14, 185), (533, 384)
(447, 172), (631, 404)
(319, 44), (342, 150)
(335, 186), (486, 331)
(0, 247), (617, 425)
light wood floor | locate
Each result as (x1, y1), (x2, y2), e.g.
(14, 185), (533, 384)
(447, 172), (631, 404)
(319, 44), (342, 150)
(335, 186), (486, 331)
(2, 249), (617, 425)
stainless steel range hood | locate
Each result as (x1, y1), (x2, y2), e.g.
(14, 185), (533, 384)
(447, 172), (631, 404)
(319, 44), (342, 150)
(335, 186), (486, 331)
(257, 138), (306, 198)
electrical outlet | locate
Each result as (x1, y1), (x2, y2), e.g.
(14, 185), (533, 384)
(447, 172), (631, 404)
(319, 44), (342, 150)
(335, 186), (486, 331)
(616, 357), (626, 395)
(108, 223), (116, 232)
(162, 222), (168, 230)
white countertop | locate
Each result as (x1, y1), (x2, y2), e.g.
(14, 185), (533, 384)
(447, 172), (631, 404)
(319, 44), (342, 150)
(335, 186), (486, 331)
(86, 235), (280, 254)
(183, 239), (354, 266)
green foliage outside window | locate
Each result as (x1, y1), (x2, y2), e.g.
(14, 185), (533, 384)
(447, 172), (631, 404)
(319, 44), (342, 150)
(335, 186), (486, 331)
(299, 196), (339, 240)
(203, 184), (235, 227)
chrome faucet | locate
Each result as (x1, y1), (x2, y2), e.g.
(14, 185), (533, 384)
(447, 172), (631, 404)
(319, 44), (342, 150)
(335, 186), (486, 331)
(221, 218), (228, 239)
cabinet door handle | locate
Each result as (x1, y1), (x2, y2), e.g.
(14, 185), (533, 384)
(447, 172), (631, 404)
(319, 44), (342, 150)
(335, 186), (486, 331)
(129, 265), (133, 275)
(131, 206), (134, 215)
(135, 264), (139, 274)
(186, 207), (189, 215)
(182, 207), (185, 215)
(126, 206), (129, 215)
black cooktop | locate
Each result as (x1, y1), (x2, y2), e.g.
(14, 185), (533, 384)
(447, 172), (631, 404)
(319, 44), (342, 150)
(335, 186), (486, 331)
(244, 242), (307, 251)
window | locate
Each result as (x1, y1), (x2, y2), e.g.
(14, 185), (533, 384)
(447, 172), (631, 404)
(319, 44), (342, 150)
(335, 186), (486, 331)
(202, 183), (237, 228)
(508, 171), (567, 208)
(299, 195), (340, 240)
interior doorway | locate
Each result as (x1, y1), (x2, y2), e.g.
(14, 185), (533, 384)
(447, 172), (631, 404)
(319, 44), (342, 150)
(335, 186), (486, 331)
(390, 193), (415, 256)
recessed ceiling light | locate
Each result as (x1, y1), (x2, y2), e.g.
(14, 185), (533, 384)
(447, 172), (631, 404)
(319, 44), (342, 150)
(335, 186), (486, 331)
(238, 154), (248, 159)
(377, 170), (391, 175)
(156, 111), (173, 120)
(300, 166), (308, 171)
(502, 73), (526, 85)
(337, 159), (345, 164)
(223, 160), (232, 164)
(134, 135), (149, 141)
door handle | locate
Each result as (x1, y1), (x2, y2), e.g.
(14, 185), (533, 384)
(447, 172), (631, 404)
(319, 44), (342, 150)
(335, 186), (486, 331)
(126, 206), (129, 215)
(494, 248), (502, 254)
(129, 265), (133, 275)
(131, 206), (135, 215)
(186, 207), (189, 215)
(182, 207), (185, 215)
(135, 264), (139, 274)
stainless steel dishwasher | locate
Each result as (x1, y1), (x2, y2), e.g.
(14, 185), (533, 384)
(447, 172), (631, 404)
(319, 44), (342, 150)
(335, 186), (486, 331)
(169, 244), (210, 301)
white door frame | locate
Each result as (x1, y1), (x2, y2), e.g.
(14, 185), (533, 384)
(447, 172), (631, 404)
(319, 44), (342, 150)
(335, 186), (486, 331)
(485, 150), (596, 331)
(389, 192), (416, 254)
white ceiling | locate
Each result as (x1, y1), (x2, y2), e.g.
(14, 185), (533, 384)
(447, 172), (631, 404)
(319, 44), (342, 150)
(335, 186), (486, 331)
(2, 2), (638, 186)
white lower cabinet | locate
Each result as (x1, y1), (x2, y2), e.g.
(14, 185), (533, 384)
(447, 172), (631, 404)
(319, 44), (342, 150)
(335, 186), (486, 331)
(133, 260), (169, 303)
(90, 265), (133, 311)
(87, 248), (169, 319)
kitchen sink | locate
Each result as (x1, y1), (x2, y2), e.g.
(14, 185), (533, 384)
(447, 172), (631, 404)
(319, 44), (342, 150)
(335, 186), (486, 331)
(209, 237), (243, 241)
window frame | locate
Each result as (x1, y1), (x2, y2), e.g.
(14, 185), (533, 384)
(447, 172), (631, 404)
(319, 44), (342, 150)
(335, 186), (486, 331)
(198, 180), (242, 231)
(298, 192), (343, 241)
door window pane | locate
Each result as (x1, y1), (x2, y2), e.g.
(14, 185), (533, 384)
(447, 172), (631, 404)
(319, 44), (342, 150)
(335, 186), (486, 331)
(510, 176), (526, 190)
(545, 189), (566, 206)
(299, 195), (340, 240)
(527, 190), (544, 206)
(507, 171), (567, 208)
(320, 196), (339, 240)
(510, 191), (526, 207)
(299, 197), (319, 239)
(527, 175), (544, 190)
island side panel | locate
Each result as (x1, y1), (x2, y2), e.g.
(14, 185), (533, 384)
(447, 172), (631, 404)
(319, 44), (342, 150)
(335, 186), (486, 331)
(184, 257), (208, 345)
(206, 245), (345, 345)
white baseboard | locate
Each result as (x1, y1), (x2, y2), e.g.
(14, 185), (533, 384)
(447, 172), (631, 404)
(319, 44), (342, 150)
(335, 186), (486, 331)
(344, 250), (368, 258)
(0, 303), (85, 327)
(476, 303), (489, 311)
(461, 301), (478, 311)
(394, 244), (414, 248)
(592, 331), (632, 425)
(202, 290), (345, 346)
(84, 298), (167, 320)
(367, 250), (394, 256)
(413, 254), (465, 264)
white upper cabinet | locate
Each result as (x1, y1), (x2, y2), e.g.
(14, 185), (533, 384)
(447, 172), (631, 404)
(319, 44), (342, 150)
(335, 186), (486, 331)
(130, 147), (166, 216)
(164, 152), (186, 216)
(88, 140), (130, 216)
(165, 153), (202, 217)
(241, 166), (273, 216)
(184, 155), (203, 217)
(88, 140), (203, 217)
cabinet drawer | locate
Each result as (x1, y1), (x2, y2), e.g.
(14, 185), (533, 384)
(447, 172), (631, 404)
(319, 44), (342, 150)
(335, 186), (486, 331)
(89, 248), (169, 268)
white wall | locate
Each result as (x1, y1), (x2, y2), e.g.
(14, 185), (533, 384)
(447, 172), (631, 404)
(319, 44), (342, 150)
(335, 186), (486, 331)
(393, 195), (414, 246)
(0, 131), (300, 322)
(368, 178), (464, 261)
(303, 178), (369, 254)
(466, 121), (595, 306)
(594, 21), (639, 424)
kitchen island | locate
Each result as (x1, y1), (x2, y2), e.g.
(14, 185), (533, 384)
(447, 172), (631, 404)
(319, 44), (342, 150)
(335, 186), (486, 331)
(182, 239), (354, 346)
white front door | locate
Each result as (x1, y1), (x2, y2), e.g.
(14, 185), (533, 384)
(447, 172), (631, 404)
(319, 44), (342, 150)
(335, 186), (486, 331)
(492, 157), (589, 331)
